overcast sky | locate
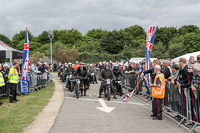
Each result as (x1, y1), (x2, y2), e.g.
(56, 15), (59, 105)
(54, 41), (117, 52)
(0, 0), (200, 39)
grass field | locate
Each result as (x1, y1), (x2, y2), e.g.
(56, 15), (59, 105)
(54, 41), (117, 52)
(0, 82), (55, 133)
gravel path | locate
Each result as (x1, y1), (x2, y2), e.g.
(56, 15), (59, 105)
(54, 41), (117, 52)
(23, 79), (64, 133)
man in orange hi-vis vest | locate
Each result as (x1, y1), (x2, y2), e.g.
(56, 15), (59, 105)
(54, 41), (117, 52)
(149, 65), (165, 120)
(74, 61), (79, 71)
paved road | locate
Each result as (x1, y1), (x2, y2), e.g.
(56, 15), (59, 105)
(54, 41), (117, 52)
(50, 74), (187, 133)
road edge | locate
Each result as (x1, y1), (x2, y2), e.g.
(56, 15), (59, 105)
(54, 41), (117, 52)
(23, 79), (64, 133)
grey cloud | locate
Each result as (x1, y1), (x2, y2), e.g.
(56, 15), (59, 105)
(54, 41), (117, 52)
(0, 0), (200, 39)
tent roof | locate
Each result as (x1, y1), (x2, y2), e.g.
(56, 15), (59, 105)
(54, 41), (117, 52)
(0, 40), (23, 59)
(172, 51), (200, 63)
(0, 41), (23, 53)
(0, 41), (14, 50)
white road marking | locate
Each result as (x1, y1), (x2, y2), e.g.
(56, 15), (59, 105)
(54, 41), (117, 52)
(64, 96), (147, 106)
(96, 98), (115, 113)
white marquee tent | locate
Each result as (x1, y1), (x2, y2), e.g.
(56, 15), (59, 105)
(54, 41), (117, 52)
(172, 51), (200, 64)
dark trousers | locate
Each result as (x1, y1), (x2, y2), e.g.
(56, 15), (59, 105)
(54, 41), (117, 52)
(152, 98), (163, 119)
(10, 83), (17, 102)
(99, 81), (115, 96)
(164, 84), (170, 106)
(128, 74), (135, 90)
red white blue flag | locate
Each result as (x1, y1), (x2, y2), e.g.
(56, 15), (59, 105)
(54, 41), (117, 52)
(20, 27), (29, 94)
(123, 90), (134, 103)
(145, 26), (157, 92)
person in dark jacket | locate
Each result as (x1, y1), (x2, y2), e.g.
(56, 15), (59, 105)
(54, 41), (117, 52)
(126, 62), (136, 90)
(175, 57), (188, 119)
(38, 63), (46, 73)
(179, 64), (195, 122)
(98, 64), (116, 99)
(113, 64), (123, 96)
(74, 62), (88, 96)
(162, 60), (172, 106)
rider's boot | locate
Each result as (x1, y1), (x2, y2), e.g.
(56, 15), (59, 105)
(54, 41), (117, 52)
(80, 89), (83, 96)
(114, 91), (117, 99)
(84, 88), (87, 96)
(98, 89), (102, 98)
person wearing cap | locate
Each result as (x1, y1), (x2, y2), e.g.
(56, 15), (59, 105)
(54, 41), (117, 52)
(31, 61), (38, 74)
(168, 63), (180, 112)
(149, 65), (165, 120)
(74, 62), (89, 96)
(74, 61), (79, 71)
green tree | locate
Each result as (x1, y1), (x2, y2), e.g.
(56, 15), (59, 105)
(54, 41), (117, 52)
(183, 32), (200, 53)
(0, 34), (11, 45)
(178, 25), (199, 35)
(12, 30), (34, 49)
(86, 29), (106, 40)
(35, 31), (49, 44)
(100, 30), (124, 54)
(154, 27), (178, 48)
(151, 42), (169, 59)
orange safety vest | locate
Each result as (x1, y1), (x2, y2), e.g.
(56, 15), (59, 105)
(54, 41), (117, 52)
(152, 73), (165, 99)
(74, 64), (79, 70)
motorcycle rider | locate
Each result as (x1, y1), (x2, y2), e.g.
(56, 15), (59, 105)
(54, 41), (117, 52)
(63, 63), (68, 82)
(112, 63), (123, 96)
(66, 62), (75, 88)
(59, 64), (64, 81)
(98, 64), (117, 99)
(88, 64), (97, 84)
(74, 62), (89, 96)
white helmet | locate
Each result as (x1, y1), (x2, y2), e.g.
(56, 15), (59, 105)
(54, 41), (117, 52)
(68, 62), (72, 65)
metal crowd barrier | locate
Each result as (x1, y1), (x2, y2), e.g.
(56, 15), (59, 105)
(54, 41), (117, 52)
(29, 72), (51, 92)
(0, 72), (51, 95)
(122, 73), (200, 132)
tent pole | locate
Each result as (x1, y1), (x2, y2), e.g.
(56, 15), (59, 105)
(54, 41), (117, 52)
(10, 50), (12, 64)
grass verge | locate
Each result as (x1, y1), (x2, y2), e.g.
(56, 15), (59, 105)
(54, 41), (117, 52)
(0, 82), (55, 133)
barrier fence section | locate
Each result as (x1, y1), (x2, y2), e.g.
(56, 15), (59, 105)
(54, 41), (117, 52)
(122, 72), (200, 132)
(0, 72), (51, 96)
(29, 72), (51, 92)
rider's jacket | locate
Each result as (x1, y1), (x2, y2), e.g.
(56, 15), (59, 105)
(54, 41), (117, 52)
(99, 69), (115, 79)
(67, 67), (75, 75)
(74, 67), (88, 78)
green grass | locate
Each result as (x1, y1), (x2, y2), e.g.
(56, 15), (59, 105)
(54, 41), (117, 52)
(0, 82), (55, 133)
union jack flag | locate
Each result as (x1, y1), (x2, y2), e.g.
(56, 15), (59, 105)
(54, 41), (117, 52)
(20, 27), (29, 94)
(145, 26), (157, 92)
(123, 91), (134, 103)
